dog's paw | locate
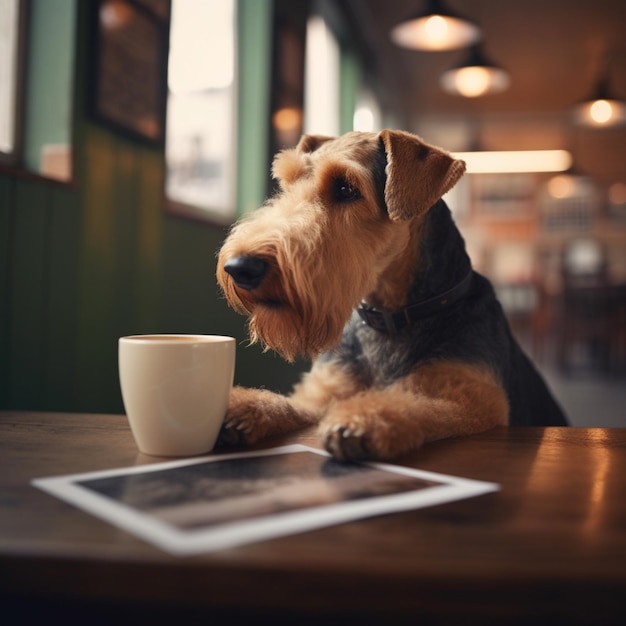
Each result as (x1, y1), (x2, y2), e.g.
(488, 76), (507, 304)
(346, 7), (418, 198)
(216, 386), (309, 448)
(216, 387), (271, 447)
(217, 412), (259, 447)
(321, 423), (373, 461)
(318, 396), (426, 461)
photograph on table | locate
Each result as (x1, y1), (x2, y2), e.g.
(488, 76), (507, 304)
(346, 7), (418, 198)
(33, 444), (499, 555)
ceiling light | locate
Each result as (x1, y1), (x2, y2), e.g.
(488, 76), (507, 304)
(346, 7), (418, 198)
(547, 168), (583, 200)
(547, 173), (579, 199)
(453, 150), (573, 174)
(545, 162), (587, 199)
(609, 182), (626, 205)
(273, 107), (303, 132)
(440, 45), (510, 97)
(390, 0), (481, 51)
(573, 73), (626, 127)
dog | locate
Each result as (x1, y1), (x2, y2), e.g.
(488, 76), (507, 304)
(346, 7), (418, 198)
(216, 129), (568, 461)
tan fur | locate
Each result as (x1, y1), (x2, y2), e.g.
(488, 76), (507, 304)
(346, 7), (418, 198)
(221, 360), (508, 461)
(320, 361), (508, 461)
(216, 130), (508, 461)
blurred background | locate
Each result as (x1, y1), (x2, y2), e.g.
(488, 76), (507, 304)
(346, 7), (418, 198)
(1, 0), (625, 426)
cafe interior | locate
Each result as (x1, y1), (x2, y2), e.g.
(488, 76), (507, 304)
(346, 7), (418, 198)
(1, 0), (625, 427)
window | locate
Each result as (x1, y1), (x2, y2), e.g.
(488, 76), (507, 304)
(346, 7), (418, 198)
(353, 87), (382, 133)
(165, 0), (237, 223)
(304, 14), (339, 136)
(0, 0), (76, 181)
(0, 0), (23, 161)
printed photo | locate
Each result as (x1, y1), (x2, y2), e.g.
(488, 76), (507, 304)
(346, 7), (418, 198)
(33, 445), (499, 555)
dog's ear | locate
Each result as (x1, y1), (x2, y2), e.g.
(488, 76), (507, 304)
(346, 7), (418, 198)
(379, 129), (465, 221)
(296, 134), (334, 153)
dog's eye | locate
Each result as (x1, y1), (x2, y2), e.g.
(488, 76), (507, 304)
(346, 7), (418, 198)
(333, 178), (361, 203)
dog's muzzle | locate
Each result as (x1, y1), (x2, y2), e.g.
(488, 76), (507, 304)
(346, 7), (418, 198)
(223, 256), (269, 290)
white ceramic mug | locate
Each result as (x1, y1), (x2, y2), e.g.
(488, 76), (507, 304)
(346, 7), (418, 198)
(118, 334), (235, 456)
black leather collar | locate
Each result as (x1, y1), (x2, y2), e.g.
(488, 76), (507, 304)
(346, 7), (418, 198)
(357, 270), (474, 334)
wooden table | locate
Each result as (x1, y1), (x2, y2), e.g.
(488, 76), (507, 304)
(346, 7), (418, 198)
(1, 411), (625, 625)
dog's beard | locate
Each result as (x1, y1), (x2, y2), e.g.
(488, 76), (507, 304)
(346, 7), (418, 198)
(229, 276), (352, 362)
(247, 302), (344, 362)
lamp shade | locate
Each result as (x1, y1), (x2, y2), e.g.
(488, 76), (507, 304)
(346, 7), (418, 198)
(440, 45), (510, 97)
(390, 0), (481, 51)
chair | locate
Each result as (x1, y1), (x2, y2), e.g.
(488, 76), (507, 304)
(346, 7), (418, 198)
(556, 238), (610, 374)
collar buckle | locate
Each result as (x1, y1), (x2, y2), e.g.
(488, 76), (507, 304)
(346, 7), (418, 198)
(357, 303), (400, 333)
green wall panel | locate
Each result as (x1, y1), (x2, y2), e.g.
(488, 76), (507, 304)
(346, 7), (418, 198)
(8, 181), (49, 407)
(135, 151), (165, 333)
(44, 187), (80, 409)
(75, 125), (120, 411)
(0, 177), (15, 406)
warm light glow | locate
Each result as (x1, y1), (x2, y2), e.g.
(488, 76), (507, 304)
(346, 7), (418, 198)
(424, 15), (448, 41)
(454, 150), (573, 174)
(575, 98), (626, 127)
(590, 99), (613, 123)
(273, 107), (302, 132)
(441, 65), (510, 98)
(548, 174), (578, 199)
(453, 66), (491, 97)
(390, 14), (480, 51)
(100, 0), (133, 30)
(609, 182), (626, 205)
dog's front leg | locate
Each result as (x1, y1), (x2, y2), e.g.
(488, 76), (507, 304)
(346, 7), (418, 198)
(217, 359), (363, 447)
(320, 361), (510, 461)
(217, 386), (314, 446)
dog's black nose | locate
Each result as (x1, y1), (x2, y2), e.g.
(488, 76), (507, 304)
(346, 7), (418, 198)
(223, 256), (269, 290)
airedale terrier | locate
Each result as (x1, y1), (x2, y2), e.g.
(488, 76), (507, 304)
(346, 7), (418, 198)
(216, 130), (567, 461)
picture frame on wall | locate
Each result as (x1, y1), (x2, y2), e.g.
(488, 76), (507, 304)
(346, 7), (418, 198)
(88, 0), (169, 146)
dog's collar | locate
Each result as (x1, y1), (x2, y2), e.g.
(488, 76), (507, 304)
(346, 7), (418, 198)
(357, 270), (474, 334)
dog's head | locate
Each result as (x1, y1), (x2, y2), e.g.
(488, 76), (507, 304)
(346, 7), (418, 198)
(216, 130), (465, 360)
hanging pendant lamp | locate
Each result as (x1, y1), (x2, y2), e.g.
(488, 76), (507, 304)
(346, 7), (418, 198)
(440, 44), (510, 98)
(390, 0), (481, 51)
(573, 72), (626, 127)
